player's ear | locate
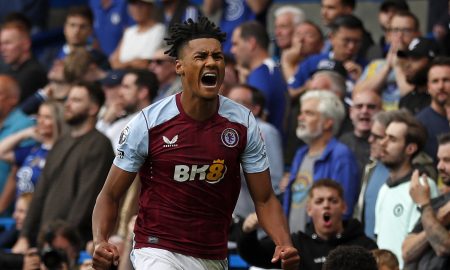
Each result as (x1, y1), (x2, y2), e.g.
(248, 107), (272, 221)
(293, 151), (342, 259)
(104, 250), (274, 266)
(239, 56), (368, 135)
(175, 60), (184, 76)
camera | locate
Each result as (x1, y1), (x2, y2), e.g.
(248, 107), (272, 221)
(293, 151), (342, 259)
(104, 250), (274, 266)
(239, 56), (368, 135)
(40, 247), (69, 270)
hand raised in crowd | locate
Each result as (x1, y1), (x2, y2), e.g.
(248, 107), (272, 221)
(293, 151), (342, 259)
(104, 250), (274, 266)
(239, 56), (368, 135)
(409, 169), (431, 206)
(385, 42), (399, 69)
(343, 60), (362, 81)
(92, 240), (120, 270)
(242, 212), (259, 233)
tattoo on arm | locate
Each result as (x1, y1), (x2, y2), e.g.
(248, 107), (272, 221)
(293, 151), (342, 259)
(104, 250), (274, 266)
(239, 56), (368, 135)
(422, 206), (450, 255)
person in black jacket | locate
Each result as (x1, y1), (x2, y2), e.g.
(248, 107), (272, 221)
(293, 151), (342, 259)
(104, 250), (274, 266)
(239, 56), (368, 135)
(237, 178), (377, 270)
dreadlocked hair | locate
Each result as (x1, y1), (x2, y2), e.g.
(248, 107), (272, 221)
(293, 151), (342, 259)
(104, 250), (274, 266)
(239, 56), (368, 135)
(164, 16), (226, 59)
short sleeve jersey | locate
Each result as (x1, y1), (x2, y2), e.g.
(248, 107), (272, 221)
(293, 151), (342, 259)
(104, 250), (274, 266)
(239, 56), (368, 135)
(114, 93), (269, 260)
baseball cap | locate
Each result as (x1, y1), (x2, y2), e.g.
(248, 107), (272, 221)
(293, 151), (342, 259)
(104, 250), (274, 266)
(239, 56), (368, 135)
(397, 37), (438, 59)
(100, 70), (126, 87)
(312, 59), (348, 78)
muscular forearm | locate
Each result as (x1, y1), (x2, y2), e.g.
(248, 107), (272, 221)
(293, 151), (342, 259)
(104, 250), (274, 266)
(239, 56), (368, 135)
(255, 194), (292, 247)
(422, 206), (450, 256)
(402, 231), (429, 263)
(92, 192), (120, 245)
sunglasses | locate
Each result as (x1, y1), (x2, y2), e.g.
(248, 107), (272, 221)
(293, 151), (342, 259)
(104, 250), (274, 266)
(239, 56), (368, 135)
(148, 59), (173, 65)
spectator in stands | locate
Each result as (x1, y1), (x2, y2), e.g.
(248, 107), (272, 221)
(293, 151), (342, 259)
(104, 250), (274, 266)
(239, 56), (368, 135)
(402, 132), (450, 269)
(159, 0), (201, 29)
(354, 111), (392, 239)
(0, 76), (34, 194)
(372, 0), (409, 58)
(148, 47), (181, 102)
(22, 220), (82, 270)
(231, 20), (287, 135)
(203, 0), (271, 56)
(397, 37), (438, 114)
(228, 84), (284, 219)
(98, 69), (126, 121)
(288, 14), (367, 100)
(283, 90), (360, 233)
(89, 0), (134, 56)
(281, 20), (324, 82)
(0, 192), (32, 249)
(0, 101), (67, 215)
(272, 5), (305, 61)
(340, 90), (382, 173)
(110, 0), (165, 69)
(372, 249), (400, 270)
(320, 0), (374, 60)
(13, 82), (114, 252)
(355, 11), (420, 111)
(375, 110), (439, 268)
(238, 179), (376, 270)
(416, 57), (450, 163)
(58, 6), (110, 70)
(322, 245), (378, 270)
(0, 13), (47, 102)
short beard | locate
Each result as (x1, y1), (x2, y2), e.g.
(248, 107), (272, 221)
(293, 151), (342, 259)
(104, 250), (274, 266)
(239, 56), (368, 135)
(65, 112), (88, 126)
(296, 123), (323, 145)
(406, 66), (428, 86)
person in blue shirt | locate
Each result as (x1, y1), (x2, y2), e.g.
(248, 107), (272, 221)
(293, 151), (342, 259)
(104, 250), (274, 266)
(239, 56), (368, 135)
(283, 90), (360, 233)
(89, 0), (134, 56)
(231, 20), (288, 136)
(0, 75), (34, 194)
(288, 14), (368, 101)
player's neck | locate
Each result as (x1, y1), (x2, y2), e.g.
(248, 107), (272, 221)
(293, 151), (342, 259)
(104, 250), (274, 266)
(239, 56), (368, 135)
(180, 92), (218, 121)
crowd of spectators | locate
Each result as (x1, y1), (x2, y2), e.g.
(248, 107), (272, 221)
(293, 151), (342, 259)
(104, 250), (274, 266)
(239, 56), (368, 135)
(0, 0), (449, 269)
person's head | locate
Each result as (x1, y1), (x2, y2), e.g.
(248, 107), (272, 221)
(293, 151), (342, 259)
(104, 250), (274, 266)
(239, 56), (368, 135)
(309, 59), (348, 99)
(0, 13), (32, 66)
(231, 21), (270, 68)
(437, 133), (450, 186)
(307, 179), (346, 240)
(387, 11), (420, 50)
(274, 6), (305, 50)
(369, 111), (395, 160)
(380, 110), (427, 170)
(371, 249), (399, 270)
(378, 0), (409, 32)
(38, 220), (82, 269)
(12, 192), (33, 231)
(219, 54), (239, 96)
(64, 81), (105, 126)
(165, 16), (226, 100)
(297, 90), (345, 144)
(322, 245), (377, 270)
(0, 75), (20, 121)
(120, 69), (158, 113)
(64, 47), (102, 84)
(148, 47), (177, 86)
(100, 69), (126, 107)
(329, 14), (364, 61)
(350, 91), (382, 137)
(398, 37), (436, 86)
(427, 57), (450, 110)
(127, 0), (155, 24)
(227, 84), (265, 118)
(321, 0), (355, 26)
(36, 101), (68, 141)
(64, 6), (93, 47)
(292, 21), (324, 58)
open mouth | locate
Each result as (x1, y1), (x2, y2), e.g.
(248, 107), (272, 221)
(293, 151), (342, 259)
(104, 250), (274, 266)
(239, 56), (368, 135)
(201, 72), (218, 87)
(323, 213), (331, 225)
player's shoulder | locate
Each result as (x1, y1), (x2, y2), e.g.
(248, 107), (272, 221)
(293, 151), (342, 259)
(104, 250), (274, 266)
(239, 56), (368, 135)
(218, 95), (252, 127)
(135, 94), (180, 129)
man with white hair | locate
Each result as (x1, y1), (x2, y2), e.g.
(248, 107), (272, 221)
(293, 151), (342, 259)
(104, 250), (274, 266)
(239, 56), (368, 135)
(273, 5), (305, 57)
(283, 90), (360, 233)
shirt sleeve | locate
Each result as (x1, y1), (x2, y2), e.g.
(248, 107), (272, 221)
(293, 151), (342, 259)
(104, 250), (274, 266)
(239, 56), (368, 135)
(113, 112), (149, 172)
(240, 112), (269, 173)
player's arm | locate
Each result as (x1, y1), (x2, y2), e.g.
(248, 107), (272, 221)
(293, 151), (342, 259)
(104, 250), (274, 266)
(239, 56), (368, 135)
(244, 170), (299, 270)
(92, 165), (136, 270)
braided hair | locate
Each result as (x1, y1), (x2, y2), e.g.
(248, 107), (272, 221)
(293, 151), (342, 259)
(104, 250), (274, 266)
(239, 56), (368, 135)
(164, 16), (226, 59)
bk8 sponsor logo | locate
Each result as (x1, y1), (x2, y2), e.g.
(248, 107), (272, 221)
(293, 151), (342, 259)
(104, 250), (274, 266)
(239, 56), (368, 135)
(173, 159), (227, 184)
